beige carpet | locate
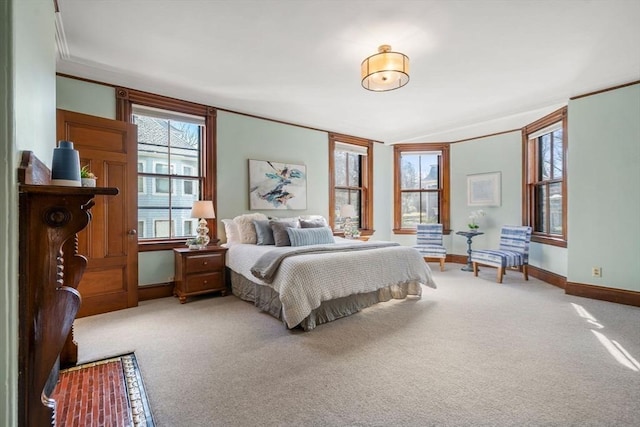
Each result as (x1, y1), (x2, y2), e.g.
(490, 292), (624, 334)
(74, 266), (640, 426)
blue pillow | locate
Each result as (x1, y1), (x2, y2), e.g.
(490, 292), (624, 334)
(286, 227), (335, 247)
(253, 220), (275, 245)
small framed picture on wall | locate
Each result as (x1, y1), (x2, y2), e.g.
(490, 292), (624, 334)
(467, 172), (501, 206)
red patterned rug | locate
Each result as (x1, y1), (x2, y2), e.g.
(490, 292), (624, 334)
(52, 353), (154, 426)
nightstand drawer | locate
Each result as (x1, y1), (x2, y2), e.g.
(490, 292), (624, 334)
(184, 253), (224, 274)
(185, 272), (224, 293)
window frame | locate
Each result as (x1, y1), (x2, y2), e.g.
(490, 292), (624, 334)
(522, 106), (568, 247)
(328, 133), (374, 236)
(117, 87), (217, 252)
(393, 143), (450, 235)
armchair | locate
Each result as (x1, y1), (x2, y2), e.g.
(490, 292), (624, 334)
(414, 223), (447, 272)
(470, 225), (532, 283)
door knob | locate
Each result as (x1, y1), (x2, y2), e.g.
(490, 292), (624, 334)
(128, 229), (137, 236)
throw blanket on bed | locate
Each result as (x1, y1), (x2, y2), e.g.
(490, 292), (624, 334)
(251, 241), (400, 284)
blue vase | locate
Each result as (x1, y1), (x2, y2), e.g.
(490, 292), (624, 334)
(51, 140), (81, 186)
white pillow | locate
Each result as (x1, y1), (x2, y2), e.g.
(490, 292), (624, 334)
(222, 219), (240, 244)
(233, 213), (268, 244)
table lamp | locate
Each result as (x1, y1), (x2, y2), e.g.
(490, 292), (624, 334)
(190, 200), (215, 249)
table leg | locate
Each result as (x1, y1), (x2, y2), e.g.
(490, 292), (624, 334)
(461, 236), (474, 271)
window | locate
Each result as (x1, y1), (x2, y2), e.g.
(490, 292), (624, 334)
(393, 143), (450, 234)
(183, 166), (195, 195)
(328, 134), (373, 234)
(523, 107), (567, 247)
(137, 220), (145, 238)
(183, 219), (197, 236)
(154, 219), (175, 238)
(137, 162), (145, 194)
(117, 87), (217, 251)
(152, 162), (176, 195)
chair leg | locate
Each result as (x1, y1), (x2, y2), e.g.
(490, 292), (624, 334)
(473, 262), (478, 276)
(439, 258), (445, 272)
(497, 267), (504, 284)
(523, 265), (529, 281)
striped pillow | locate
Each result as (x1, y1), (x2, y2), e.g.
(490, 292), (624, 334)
(286, 227), (335, 247)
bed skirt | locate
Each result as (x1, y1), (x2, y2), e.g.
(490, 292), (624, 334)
(229, 270), (421, 331)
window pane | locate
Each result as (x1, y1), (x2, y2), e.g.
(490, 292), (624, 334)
(183, 220), (196, 237)
(347, 153), (360, 187)
(155, 177), (171, 194)
(539, 134), (551, 180)
(549, 182), (563, 235)
(535, 184), (547, 233)
(401, 154), (420, 190)
(334, 189), (349, 230)
(350, 189), (361, 228)
(183, 179), (199, 196)
(552, 130), (563, 179)
(182, 165), (196, 178)
(137, 221), (145, 238)
(153, 219), (174, 239)
(421, 191), (439, 223)
(138, 176), (144, 193)
(172, 207), (193, 238)
(401, 192), (421, 228)
(335, 151), (347, 186)
(420, 154), (439, 189)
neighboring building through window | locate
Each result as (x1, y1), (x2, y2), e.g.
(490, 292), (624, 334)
(328, 134), (373, 234)
(523, 107), (567, 247)
(117, 87), (217, 251)
(133, 106), (203, 240)
(137, 162), (145, 194)
(393, 143), (450, 234)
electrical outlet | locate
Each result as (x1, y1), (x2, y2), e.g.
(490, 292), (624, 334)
(591, 267), (602, 278)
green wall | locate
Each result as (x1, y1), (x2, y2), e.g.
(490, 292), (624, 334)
(450, 132), (523, 253)
(372, 142), (393, 241)
(567, 84), (640, 291)
(2, 1), (56, 424)
(56, 76), (116, 119)
(217, 110), (329, 228)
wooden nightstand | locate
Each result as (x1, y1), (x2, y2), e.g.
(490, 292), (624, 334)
(173, 246), (228, 303)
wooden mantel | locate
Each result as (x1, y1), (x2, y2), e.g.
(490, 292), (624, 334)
(17, 151), (118, 426)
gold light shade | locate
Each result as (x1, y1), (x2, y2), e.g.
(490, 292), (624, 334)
(361, 45), (410, 92)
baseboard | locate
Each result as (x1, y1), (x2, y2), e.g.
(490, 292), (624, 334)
(450, 254), (638, 307)
(447, 254), (468, 265)
(138, 282), (174, 301)
(565, 282), (640, 307)
(528, 265), (566, 289)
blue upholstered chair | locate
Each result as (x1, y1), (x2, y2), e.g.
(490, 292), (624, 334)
(414, 223), (446, 271)
(471, 225), (532, 283)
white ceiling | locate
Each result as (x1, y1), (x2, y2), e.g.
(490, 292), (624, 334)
(56, 0), (640, 144)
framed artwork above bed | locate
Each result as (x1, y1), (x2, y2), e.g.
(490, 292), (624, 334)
(249, 159), (307, 210)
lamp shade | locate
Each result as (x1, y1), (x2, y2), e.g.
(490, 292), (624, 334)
(191, 200), (216, 219)
(361, 45), (410, 92)
(340, 204), (356, 218)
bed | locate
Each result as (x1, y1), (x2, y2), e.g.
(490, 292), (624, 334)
(225, 237), (437, 330)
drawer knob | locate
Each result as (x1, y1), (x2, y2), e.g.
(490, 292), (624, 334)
(203, 280), (208, 284)
(203, 261), (208, 265)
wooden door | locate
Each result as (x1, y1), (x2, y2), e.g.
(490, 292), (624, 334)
(57, 109), (138, 317)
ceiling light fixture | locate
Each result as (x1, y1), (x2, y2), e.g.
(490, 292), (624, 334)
(361, 44), (410, 92)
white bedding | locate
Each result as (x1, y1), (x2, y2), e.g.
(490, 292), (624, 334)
(225, 238), (437, 328)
